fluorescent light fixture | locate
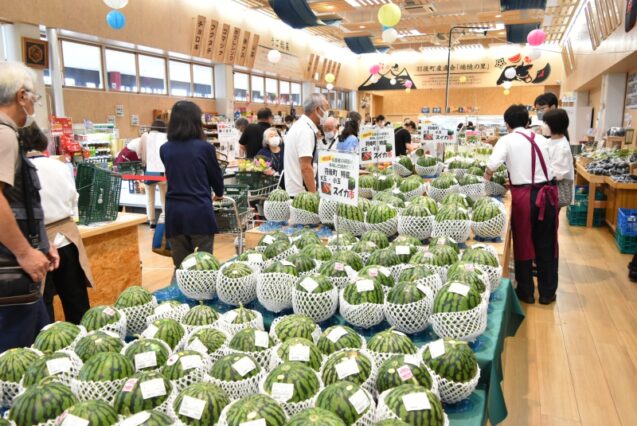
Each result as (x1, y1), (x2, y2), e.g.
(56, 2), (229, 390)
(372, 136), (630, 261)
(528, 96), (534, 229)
(344, 0), (361, 7)
(409, 29), (422, 35)
(495, 14), (502, 18)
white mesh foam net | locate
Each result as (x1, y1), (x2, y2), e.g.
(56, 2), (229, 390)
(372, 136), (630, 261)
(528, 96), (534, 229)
(390, 264), (408, 283)
(34, 323), (88, 353)
(176, 270), (218, 301)
(226, 348), (273, 372)
(291, 287), (339, 323)
(397, 214), (435, 240)
(401, 183), (428, 201)
(415, 273), (444, 295)
(0, 348), (43, 407)
(217, 310), (264, 337)
(336, 216), (367, 237)
(460, 183), (486, 202)
(448, 169), (466, 181)
(321, 348), (378, 396)
(339, 292), (385, 329)
(264, 200), (290, 222)
(217, 396), (291, 426)
(384, 290), (434, 334)
(120, 338), (173, 374)
(268, 246), (299, 263)
(119, 298), (158, 336)
(268, 343), (326, 372)
(365, 217), (398, 237)
(146, 303), (191, 326)
(485, 181), (507, 197)
(21, 349), (84, 391)
(359, 187), (373, 199)
(256, 273), (296, 313)
(471, 213), (507, 240)
(422, 360), (481, 404)
(415, 164), (439, 177)
(319, 198), (338, 225)
(375, 389), (449, 426)
(428, 185), (460, 203)
(432, 219), (472, 244)
(289, 206), (321, 225)
(393, 163), (414, 177)
(258, 372), (322, 417)
(72, 377), (129, 404)
(166, 358), (212, 394)
(430, 298), (488, 341)
(269, 316), (322, 345)
(180, 326), (230, 365)
(477, 264), (503, 292)
(216, 263), (257, 306)
(205, 369), (265, 401)
(94, 308), (128, 340)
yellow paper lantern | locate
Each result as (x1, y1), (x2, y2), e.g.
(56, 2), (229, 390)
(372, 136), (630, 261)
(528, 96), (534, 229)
(378, 3), (402, 27)
(459, 76), (467, 83)
(325, 73), (335, 83)
(406, 87), (411, 93)
(503, 89), (510, 96)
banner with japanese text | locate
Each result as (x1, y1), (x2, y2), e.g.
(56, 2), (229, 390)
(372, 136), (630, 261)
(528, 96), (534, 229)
(318, 149), (359, 207)
(359, 127), (396, 165)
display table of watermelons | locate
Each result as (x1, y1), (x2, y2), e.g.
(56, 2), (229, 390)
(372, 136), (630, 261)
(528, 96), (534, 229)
(154, 277), (524, 425)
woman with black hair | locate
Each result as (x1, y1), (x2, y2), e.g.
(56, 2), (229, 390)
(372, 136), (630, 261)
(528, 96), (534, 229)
(542, 108), (574, 206)
(336, 111), (361, 152)
(160, 101), (224, 267)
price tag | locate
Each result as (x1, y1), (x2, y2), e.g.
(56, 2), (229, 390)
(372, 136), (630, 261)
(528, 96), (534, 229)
(262, 235), (275, 245)
(448, 283), (470, 297)
(397, 365), (414, 381)
(178, 395), (207, 420)
(402, 392), (431, 411)
(140, 378), (167, 399)
(300, 277), (318, 293)
(224, 310), (238, 323)
(345, 266), (356, 276)
(423, 252), (434, 259)
(122, 378), (138, 393)
(392, 188), (402, 195)
(335, 262), (345, 271)
(288, 344), (310, 361)
(232, 356), (257, 377)
(181, 257), (197, 270)
(134, 351), (157, 370)
(379, 267), (391, 277)
(416, 284), (431, 296)
(60, 414), (90, 426)
(143, 324), (158, 339)
(335, 358), (359, 379)
(367, 268), (378, 277)
(464, 264), (476, 272)
(348, 389), (370, 415)
(280, 260), (294, 266)
(166, 354), (179, 366)
(180, 355), (203, 371)
(396, 245), (411, 255)
(187, 338), (209, 355)
(327, 327), (348, 343)
(46, 357), (72, 375)
(253, 330), (269, 348)
(248, 254), (263, 263)
(103, 307), (116, 316)
(240, 420), (266, 426)
(356, 279), (375, 293)
(119, 411), (151, 426)
(270, 382), (295, 402)
(429, 339), (446, 359)
(378, 175), (387, 181)
(154, 303), (173, 315)
(403, 354), (421, 366)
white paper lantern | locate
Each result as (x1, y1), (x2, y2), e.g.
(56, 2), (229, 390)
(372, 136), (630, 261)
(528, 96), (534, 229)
(528, 48), (542, 60)
(103, 0), (129, 9)
(268, 49), (282, 64)
(370, 74), (381, 83)
(326, 83), (334, 90)
(382, 28), (398, 43)
(390, 78), (397, 85)
(502, 81), (512, 90)
(504, 67), (516, 80)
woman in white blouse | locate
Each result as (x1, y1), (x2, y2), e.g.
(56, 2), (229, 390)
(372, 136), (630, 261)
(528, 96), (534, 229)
(542, 108), (575, 205)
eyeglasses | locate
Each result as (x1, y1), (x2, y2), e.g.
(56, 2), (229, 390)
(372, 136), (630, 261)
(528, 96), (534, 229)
(24, 89), (42, 104)
(534, 105), (549, 113)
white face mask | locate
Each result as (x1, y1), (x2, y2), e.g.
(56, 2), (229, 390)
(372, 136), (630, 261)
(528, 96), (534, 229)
(21, 106), (36, 128)
(318, 107), (328, 126)
(269, 136), (281, 147)
(324, 131), (335, 141)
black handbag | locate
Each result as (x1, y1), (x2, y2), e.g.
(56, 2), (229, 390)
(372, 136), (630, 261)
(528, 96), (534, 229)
(0, 137), (43, 306)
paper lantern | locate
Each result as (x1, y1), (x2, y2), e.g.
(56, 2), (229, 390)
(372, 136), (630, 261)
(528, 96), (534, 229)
(459, 76), (467, 83)
(378, 3), (402, 27)
(268, 49), (282, 63)
(390, 78), (397, 85)
(370, 74), (381, 83)
(325, 73), (335, 83)
(104, 0), (128, 8)
(406, 88), (411, 93)
(504, 67), (516, 80)
(502, 81), (513, 90)
(370, 64), (381, 75)
(382, 28), (398, 43)
(503, 89), (510, 96)
(106, 10), (126, 29)
(527, 29), (546, 47)
(404, 80), (413, 88)
(528, 48), (542, 60)
(326, 83), (334, 90)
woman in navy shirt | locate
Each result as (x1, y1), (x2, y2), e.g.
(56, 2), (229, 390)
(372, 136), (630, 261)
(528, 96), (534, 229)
(160, 101), (224, 267)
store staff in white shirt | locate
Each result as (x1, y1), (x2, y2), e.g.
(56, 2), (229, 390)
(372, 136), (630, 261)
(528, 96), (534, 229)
(484, 104), (559, 306)
(542, 108), (575, 202)
(284, 94), (329, 196)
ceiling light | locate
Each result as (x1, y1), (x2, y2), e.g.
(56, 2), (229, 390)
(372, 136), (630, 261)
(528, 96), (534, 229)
(495, 14), (502, 18)
(344, 0), (361, 7)
(359, 25), (366, 29)
(409, 29), (422, 36)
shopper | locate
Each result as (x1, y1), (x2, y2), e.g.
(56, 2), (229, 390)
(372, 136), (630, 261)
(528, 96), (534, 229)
(284, 94), (329, 196)
(395, 120), (417, 156)
(239, 108), (273, 158)
(140, 119), (168, 228)
(160, 101), (224, 267)
(234, 117), (249, 135)
(336, 111), (361, 152)
(114, 137), (141, 164)
(20, 123), (92, 324)
(375, 114), (386, 128)
(257, 127), (284, 173)
(534, 92), (567, 139)
(484, 104), (558, 305)
(0, 61), (58, 351)
(320, 116), (339, 151)
(542, 108), (575, 206)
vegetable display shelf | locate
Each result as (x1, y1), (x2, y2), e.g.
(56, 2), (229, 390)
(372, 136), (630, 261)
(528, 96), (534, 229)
(574, 162), (608, 227)
(603, 178), (637, 233)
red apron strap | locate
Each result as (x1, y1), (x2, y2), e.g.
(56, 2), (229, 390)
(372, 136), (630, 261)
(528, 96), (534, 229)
(515, 131), (550, 183)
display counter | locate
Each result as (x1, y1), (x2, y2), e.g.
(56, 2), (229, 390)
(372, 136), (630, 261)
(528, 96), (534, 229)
(574, 162), (608, 227)
(603, 177), (637, 232)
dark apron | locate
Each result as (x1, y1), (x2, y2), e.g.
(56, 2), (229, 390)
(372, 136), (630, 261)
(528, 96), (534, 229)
(509, 131), (559, 261)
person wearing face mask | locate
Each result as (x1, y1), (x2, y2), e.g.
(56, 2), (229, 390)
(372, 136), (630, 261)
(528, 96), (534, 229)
(336, 111), (362, 152)
(320, 116), (339, 150)
(0, 62), (59, 350)
(534, 92), (569, 141)
(284, 94), (329, 196)
(257, 127), (284, 173)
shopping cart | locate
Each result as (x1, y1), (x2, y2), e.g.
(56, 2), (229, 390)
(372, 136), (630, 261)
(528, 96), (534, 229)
(214, 184), (254, 255)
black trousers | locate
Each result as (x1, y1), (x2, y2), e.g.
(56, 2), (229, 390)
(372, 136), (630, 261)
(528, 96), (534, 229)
(514, 186), (559, 300)
(43, 243), (90, 324)
(169, 234), (215, 268)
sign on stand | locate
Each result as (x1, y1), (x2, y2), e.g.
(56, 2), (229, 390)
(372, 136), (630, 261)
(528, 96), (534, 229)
(421, 124), (456, 144)
(359, 127), (396, 165)
(217, 122), (238, 161)
(317, 149), (359, 207)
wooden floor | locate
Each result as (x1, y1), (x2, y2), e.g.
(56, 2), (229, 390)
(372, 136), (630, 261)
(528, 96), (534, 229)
(137, 214), (637, 425)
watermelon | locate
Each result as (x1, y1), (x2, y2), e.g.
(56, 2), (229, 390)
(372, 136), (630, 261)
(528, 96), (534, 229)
(461, 174), (482, 186)
(161, 350), (205, 381)
(238, 250), (265, 263)
(429, 245), (460, 266)
(263, 362), (320, 403)
(145, 318), (185, 350)
(114, 370), (172, 415)
(390, 241), (419, 264)
(409, 196), (438, 215)
(124, 338), (170, 372)
(186, 328), (228, 355)
(229, 328), (274, 352)
(22, 352), (76, 387)
(225, 394), (287, 426)
(179, 248), (220, 271)
(473, 196), (499, 211)
(357, 265), (394, 289)
(327, 232), (358, 247)
(292, 230), (322, 250)
(435, 204), (470, 223)
(467, 166), (485, 176)
(448, 159), (470, 170)
(225, 305), (258, 325)
(315, 382), (372, 426)
(366, 248), (401, 267)
(276, 337), (323, 371)
(209, 353), (261, 382)
(317, 326), (364, 355)
(9, 381), (77, 426)
(300, 244), (332, 261)
(268, 189), (290, 202)
(372, 175), (393, 192)
(331, 251), (364, 271)
(321, 350), (372, 386)
(273, 314), (317, 342)
(440, 192), (473, 208)
(258, 232), (290, 247)
(375, 420), (409, 426)
(397, 156), (414, 172)
(398, 265), (436, 284)
(343, 278), (384, 305)
(430, 175), (459, 190)
(422, 338), (478, 382)
(367, 329), (417, 354)
(292, 192), (320, 214)
(80, 305), (121, 332)
(359, 175), (375, 190)
(173, 382), (229, 426)
(429, 236), (460, 254)
(373, 193), (405, 209)
(416, 156), (437, 167)
(461, 246), (499, 267)
(287, 407), (346, 426)
(447, 262), (488, 293)
(115, 286), (154, 308)
(119, 410), (173, 425)
(264, 240), (292, 260)
(402, 203), (433, 218)
(433, 283), (481, 313)
(78, 352), (135, 382)
(376, 355), (434, 393)
(153, 300), (181, 315)
(59, 400), (119, 426)
(399, 179), (421, 193)
(383, 384), (445, 426)
(182, 304), (219, 327)
(492, 172), (507, 186)
(33, 322), (82, 354)
(386, 281), (427, 305)
(319, 260), (351, 279)
(264, 260), (298, 276)
(74, 331), (124, 363)
(361, 230), (389, 249)
(351, 240), (378, 255)
(337, 203), (365, 222)
(221, 262), (254, 279)
(286, 254), (317, 275)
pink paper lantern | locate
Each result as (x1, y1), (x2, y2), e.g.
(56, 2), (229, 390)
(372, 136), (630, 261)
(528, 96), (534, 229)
(527, 29), (546, 47)
(370, 64), (381, 75)
(404, 80), (413, 88)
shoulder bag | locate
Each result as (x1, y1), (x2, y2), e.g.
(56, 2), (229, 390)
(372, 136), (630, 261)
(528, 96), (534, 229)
(557, 178), (574, 208)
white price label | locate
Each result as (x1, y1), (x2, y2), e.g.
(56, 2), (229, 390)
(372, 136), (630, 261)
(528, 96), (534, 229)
(429, 339), (446, 359)
(280, 260), (294, 266)
(288, 344), (310, 361)
(134, 351), (158, 370)
(367, 268), (378, 277)
(348, 389), (370, 415)
(335, 358), (359, 379)
(262, 235), (275, 245)
(181, 257), (197, 270)
(178, 395), (207, 420)
(270, 382), (295, 402)
(240, 420), (266, 426)
(60, 414), (90, 426)
(403, 354), (421, 366)
(378, 175), (387, 181)
(187, 338), (209, 355)
(232, 356), (257, 377)
(143, 324), (159, 339)
(416, 284), (431, 296)
(180, 355), (203, 371)
(335, 262), (345, 271)
(402, 392), (431, 411)
(396, 245), (411, 255)
(224, 310), (238, 323)
(154, 303), (173, 315)
(397, 365), (414, 381)
(448, 283), (470, 297)
(248, 253), (263, 263)
(345, 266), (356, 276)
(423, 252), (434, 259)
(392, 188), (402, 195)
(140, 378), (167, 399)
(379, 267), (391, 277)
(356, 279), (375, 293)
(464, 264), (476, 272)
(46, 357), (72, 375)
(327, 327), (349, 343)
(254, 330), (270, 348)
(119, 411), (151, 426)
(103, 307), (116, 316)
(300, 277), (319, 293)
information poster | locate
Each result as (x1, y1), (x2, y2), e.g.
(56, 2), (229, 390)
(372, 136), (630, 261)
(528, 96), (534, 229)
(359, 127), (396, 165)
(217, 122), (238, 161)
(318, 149), (359, 206)
(421, 124), (456, 144)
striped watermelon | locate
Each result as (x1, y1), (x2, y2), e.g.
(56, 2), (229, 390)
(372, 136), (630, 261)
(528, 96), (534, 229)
(59, 399), (119, 426)
(402, 203), (433, 218)
(173, 382), (229, 426)
(332, 251), (364, 271)
(182, 303), (219, 327)
(361, 230), (389, 249)
(264, 240), (292, 260)
(351, 241), (378, 255)
(321, 350), (372, 386)
(430, 175), (459, 189)
(461, 246), (499, 267)
(417, 156), (437, 167)
(319, 260), (350, 279)
(343, 278), (384, 305)
(366, 249), (401, 267)
(78, 352), (134, 382)
(389, 242), (419, 264)
(238, 250), (265, 263)
(123, 338), (170, 371)
(258, 231), (290, 247)
(399, 178), (421, 193)
(268, 189), (290, 202)
(293, 230), (322, 250)
(119, 410), (173, 425)
(398, 156), (414, 172)
(287, 407), (346, 426)
(366, 203), (397, 224)
(74, 331), (124, 363)
(292, 192), (320, 214)
(263, 362), (320, 403)
(460, 174), (482, 186)
(357, 265), (394, 289)
(317, 326), (364, 356)
(264, 260), (298, 276)
(327, 232), (358, 247)
(375, 420), (409, 426)
(9, 381), (77, 426)
(80, 305), (121, 332)
(359, 175), (375, 190)
(33, 322), (81, 354)
(372, 175), (393, 192)
(229, 328), (274, 352)
(115, 286), (154, 308)
(429, 236), (460, 254)
(146, 318), (185, 350)
(337, 203), (365, 222)
(441, 192), (473, 208)
(414, 245), (458, 267)
(433, 283), (481, 313)
(398, 265), (436, 284)
(447, 262), (488, 293)
(300, 244), (333, 261)
(409, 196), (438, 215)
(422, 338), (478, 382)
(22, 352), (75, 387)
(383, 384), (445, 426)
(161, 350), (204, 381)
(472, 202), (502, 223)
(209, 353), (261, 382)
(225, 394), (287, 426)
(435, 204), (470, 222)
(153, 300), (181, 314)
(186, 328), (227, 355)
(277, 337), (323, 371)
(315, 382), (372, 426)
(376, 355), (434, 393)
(222, 262), (254, 279)
(225, 305), (258, 325)
(386, 281), (427, 305)
(473, 197), (498, 211)
(114, 370), (172, 415)
(286, 254), (316, 275)
(367, 329), (417, 354)
(492, 172), (507, 185)
(179, 248), (220, 271)
(273, 314), (317, 342)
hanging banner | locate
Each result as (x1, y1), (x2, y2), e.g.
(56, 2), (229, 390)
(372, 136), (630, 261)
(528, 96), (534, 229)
(318, 149), (359, 206)
(226, 27), (242, 64)
(191, 15), (206, 56)
(359, 127), (396, 164)
(238, 31), (251, 66)
(204, 19), (219, 58)
(215, 24), (231, 62)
